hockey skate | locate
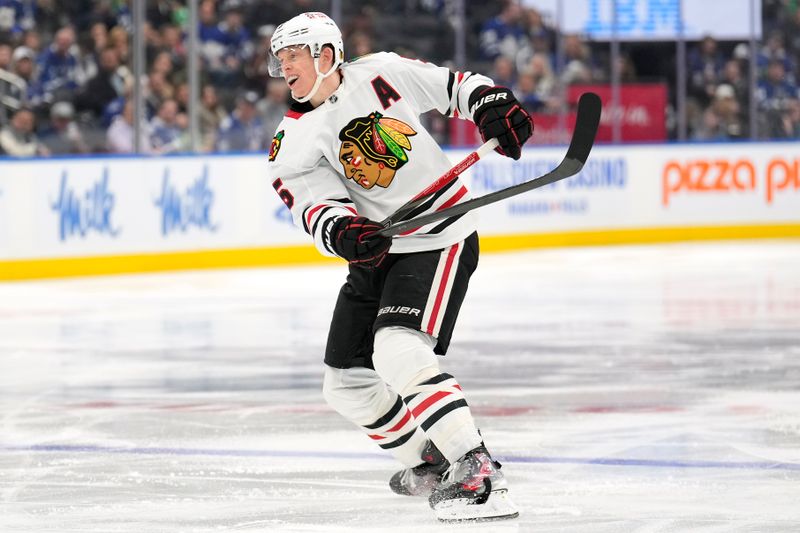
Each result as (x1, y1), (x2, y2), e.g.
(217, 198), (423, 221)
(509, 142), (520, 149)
(389, 441), (449, 497)
(428, 446), (518, 522)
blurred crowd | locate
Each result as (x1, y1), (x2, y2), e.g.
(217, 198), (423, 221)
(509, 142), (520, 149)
(0, 0), (798, 157)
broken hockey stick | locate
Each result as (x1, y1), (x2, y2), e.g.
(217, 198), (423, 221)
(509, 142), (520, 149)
(378, 137), (500, 228)
(377, 92), (602, 238)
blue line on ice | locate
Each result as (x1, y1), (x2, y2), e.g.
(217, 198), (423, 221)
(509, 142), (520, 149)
(2, 443), (799, 472)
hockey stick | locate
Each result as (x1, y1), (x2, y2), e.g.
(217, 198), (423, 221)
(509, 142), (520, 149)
(377, 92), (602, 238)
(378, 138), (499, 228)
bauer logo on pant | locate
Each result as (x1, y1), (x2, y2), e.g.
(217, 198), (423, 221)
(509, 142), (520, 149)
(377, 305), (421, 317)
(338, 112), (416, 190)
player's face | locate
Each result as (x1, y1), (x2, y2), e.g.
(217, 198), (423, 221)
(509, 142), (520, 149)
(276, 46), (316, 99)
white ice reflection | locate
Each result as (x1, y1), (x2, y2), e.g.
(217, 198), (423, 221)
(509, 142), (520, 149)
(1, 241), (799, 532)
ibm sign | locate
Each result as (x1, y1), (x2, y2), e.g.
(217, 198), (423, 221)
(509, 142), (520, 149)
(524, 0), (762, 41)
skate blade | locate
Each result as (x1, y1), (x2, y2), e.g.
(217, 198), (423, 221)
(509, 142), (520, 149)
(434, 489), (519, 522)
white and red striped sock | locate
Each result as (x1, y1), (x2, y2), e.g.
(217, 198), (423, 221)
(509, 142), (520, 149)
(402, 371), (482, 463)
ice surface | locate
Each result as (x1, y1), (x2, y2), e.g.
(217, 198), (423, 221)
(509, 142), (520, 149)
(1, 241), (799, 532)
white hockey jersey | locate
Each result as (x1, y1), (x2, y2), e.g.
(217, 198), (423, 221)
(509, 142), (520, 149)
(266, 52), (493, 257)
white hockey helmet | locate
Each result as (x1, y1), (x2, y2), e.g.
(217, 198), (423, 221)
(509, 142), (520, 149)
(269, 12), (344, 77)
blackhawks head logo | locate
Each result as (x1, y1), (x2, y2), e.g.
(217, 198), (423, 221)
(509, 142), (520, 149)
(269, 130), (284, 161)
(338, 112), (416, 190)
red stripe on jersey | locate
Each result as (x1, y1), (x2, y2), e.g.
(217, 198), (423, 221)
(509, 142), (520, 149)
(411, 390), (453, 418)
(437, 185), (468, 211)
(306, 204), (358, 230)
(368, 434), (385, 440)
(305, 204), (327, 229)
(386, 409), (412, 433)
(398, 186), (468, 236)
(453, 72), (465, 118)
(285, 110), (304, 119)
(425, 243), (460, 334)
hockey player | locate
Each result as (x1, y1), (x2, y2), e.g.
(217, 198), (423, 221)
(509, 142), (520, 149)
(266, 12), (532, 522)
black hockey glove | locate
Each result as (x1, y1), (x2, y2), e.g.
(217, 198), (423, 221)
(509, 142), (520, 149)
(329, 216), (392, 268)
(469, 86), (534, 160)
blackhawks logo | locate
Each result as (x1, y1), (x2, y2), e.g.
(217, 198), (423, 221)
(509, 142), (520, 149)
(269, 130), (284, 161)
(338, 112), (416, 190)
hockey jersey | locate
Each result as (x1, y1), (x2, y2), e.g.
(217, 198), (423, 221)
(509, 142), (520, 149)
(266, 52), (493, 257)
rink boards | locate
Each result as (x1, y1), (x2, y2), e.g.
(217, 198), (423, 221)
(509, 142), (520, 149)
(0, 142), (798, 280)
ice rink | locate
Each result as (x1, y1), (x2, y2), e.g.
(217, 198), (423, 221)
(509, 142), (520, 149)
(1, 240), (799, 532)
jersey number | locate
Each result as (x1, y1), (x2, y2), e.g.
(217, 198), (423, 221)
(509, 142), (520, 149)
(371, 76), (401, 110)
(272, 178), (294, 209)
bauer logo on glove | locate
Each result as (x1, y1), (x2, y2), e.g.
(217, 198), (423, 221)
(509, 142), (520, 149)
(468, 86), (534, 160)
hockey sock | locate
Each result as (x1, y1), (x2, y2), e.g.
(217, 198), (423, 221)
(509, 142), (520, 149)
(322, 365), (428, 467)
(372, 327), (482, 464)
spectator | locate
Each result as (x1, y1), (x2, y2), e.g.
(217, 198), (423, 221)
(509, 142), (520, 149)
(216, 90), (265, 152)
(214, 0), (253, 85)
(149, 97), (183, 152)
(0, 0), (34, 37)
(783, 9), (800, 62)
(75, 46), (127, 118)
(32, 26), (80, 106)
(758, 59), (800, 138)
(0, 44), (27, 121)
(198, 0), (226, 75)
(0, 107), (48, 156)
(149, 98), (185, 153)
(258, 78), (289, 136)
(107, 99), (152, 153)
(517, 8), (555, 70)
(174, 82), (190, 114)
(109, 25), (130, 65)
(527, 52), (557, 102)
(617, 53), (637, 83)
(479, 1), (529, 62)
(21, 28), (41, 55)
(347, 31), (374, 60)
(89, 22), (109, 54)
(757, 59), (800, 110)
(687, 35), (725, 106)
(720, 59), (749, 111)
(199, 84), (226, 152)
(10, 45), (35, 91)
(561, 34), (592, 85)
(0, 43), (11, 70)
(490, 56), (516, 88)
(523, 8), (555, 53)
(757, 31), (795, 84)
(779, 98), (800, 138)
(39, 101), (90, 154)
(160, 24), (187, 72)
(693, 84), (746, 140)
(151, 50), (174, 79)
(145, 70), (174, 118)
(245, 24), (276, 89)
(513, 69), (545, 113)
(147, 0), (179, 29)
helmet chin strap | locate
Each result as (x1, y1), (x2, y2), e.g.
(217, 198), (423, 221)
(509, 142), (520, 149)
(291, 56), (337, 104)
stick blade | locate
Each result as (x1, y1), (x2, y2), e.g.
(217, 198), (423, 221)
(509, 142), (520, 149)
(564, 92), (602, 165)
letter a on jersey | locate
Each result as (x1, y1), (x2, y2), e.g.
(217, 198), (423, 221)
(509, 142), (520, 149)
(371, 76), (401, 109)
(338, 112), (417, 190)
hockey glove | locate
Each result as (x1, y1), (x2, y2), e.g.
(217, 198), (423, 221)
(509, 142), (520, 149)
(469, 86), (534, 160)
(329, 216), (392, 268)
